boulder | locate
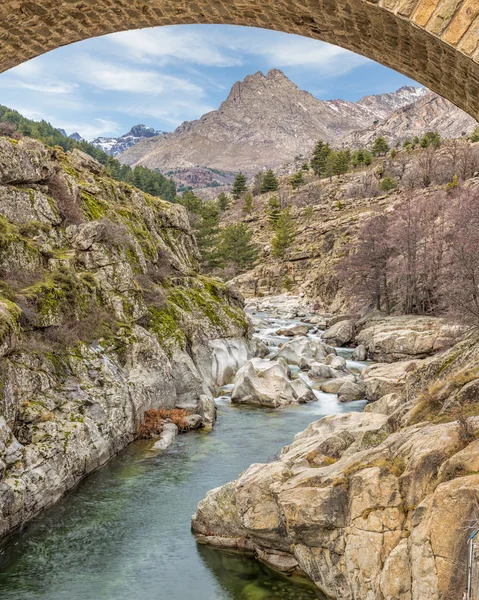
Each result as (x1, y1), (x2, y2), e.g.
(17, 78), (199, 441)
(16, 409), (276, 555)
(364, 393), (404, 415)
(322, 319), (355, 347)
(320, 376), (355, 394)
(309, 362), (333, 380)
(231, 359), (295, 408)
(337, 380), (366, 402)
(290, 379), (317, 404)
(362, 360), (419, 401)
(273, 337), (335, 367)
(356, 315), (460, 362)
(276, 324), (310, 337)
(151, 423), (178, 451)
(352, 345), (367, 361)
(0, 137), (52, 185)
(329, 356), (347, 370)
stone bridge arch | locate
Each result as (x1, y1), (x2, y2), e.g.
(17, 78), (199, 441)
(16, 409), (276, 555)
(1, 1), (479, 118)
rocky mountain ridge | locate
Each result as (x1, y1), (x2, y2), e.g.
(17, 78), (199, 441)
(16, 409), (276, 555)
(91, 124), (167, 156)
(118, 70), (429, 175)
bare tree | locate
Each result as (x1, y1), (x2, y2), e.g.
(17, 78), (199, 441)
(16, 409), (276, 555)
(337, 214), (392, 312)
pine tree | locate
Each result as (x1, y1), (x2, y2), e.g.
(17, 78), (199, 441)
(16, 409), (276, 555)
(178, 190), (203, 214)
(332, 150), (350, 178)
(379, 174), (397, 191)
(218, 223), (259, 273)
(260, 169), (279, 193)
(267, 195), (282, 226)
(272, 209), (296, 258)
(372, 136), (390, 156)
(217, 191), (230, 212)
(232, 172), (247, 199)
(195, 200), (221, 271)
(471, 127), (479, 143)
(242, 191), (254, 215)
(310, 139), (332, 177)
(290, 171), (304, 190)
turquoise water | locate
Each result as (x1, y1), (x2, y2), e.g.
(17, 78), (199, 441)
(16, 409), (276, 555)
(0, 394), (366, 600)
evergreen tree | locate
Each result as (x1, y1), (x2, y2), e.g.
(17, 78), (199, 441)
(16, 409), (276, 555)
(290, 171), (304, 190)
(332, 150), (350, 178)
(232, 172), (247, 199)
(272, 209), (296, 258)
(242, 192), (254, 215)
(379, 174), (397, 191)
(178, 190), (203, 214)
(364, 151), (373, 166)
(260, 169), (279, 193)
(471, 127), (479, 143)
(218, 223), (259, 273)
(267, 195), (282, 226)
(194, 200), (221, 271)
(310, 140), (332, 177)
(217, 191), (230, 212)
(372, 136), (390, 156)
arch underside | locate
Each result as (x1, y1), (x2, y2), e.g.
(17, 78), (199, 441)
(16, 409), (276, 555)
(0, 0), (478, 119)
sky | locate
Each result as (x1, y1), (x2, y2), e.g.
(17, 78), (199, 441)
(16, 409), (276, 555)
(0, 24), (420, 141)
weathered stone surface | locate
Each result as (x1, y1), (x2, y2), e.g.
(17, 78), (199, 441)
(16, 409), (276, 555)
(337, 380), (366, 402)
(231, 358), (316, 407)
(273, 336), (335, 367)
(193, 409), (479, 600)
(352, 344), (367, 361)
(0, 138), (249, 539)
(362, 360), (419, 400)
(276, 324), (310, 337)
(0, 0), (478, 124)
(356, 315), (459, 361)
(322, 319), (355, 347)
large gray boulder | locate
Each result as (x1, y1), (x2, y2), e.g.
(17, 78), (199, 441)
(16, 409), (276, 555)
(322, 319), (355, 347)
(273, 337), (335, 367)
(231, 358), (316, 408)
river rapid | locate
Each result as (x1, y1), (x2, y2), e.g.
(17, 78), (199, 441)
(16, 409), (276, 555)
(0, 306), (368, 600)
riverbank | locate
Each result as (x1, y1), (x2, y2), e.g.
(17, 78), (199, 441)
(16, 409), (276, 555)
(0, 300), (368, 600)
(193, 296), (479, 600)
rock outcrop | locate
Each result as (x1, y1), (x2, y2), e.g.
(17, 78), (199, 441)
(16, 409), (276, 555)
(356, 314), (459, 362)
(193, 332), (479, 600)
(0, 137), (249, 538)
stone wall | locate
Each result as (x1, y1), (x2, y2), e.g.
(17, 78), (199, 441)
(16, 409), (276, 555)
(0, 1), (478, 118)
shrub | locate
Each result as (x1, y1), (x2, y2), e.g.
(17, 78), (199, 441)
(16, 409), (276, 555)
(137, 407), (191, 439)
(379, 174), (397, 192)
(97, 218), (131, 247)
(48, 170), (84, 225)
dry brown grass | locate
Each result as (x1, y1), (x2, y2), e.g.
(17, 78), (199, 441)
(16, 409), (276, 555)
(137, 407), (191, 439)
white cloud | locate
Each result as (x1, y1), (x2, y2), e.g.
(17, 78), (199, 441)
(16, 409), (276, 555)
(122, 99), (215, 127)
(57, 118), (121, 140)
(14, 80), (79, 94)
(109, 26), (369, 75)
(109, 28), (243, 67)
(77, 56), (205, 96)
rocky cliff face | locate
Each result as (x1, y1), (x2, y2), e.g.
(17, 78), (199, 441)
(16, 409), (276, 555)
(343, 92), (477, 148)
(192, 321), (479, 600)
(0, 136), (249, 538)
(119, 71), (425, 174)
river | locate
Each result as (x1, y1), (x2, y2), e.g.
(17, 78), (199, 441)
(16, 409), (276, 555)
(0, 311), (368, 600)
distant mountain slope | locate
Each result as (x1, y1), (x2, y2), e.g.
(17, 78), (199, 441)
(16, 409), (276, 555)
(342, 92), (477, 148)
(120, 70), (423, 174)
(91, 124), (166, 156)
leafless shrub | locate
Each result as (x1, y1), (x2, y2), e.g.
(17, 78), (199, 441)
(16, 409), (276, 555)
(48, 169), (84, 225)
(344, 173), (380, 199)
(0, 122), (22, 140)
(97, 218), (131, 247)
